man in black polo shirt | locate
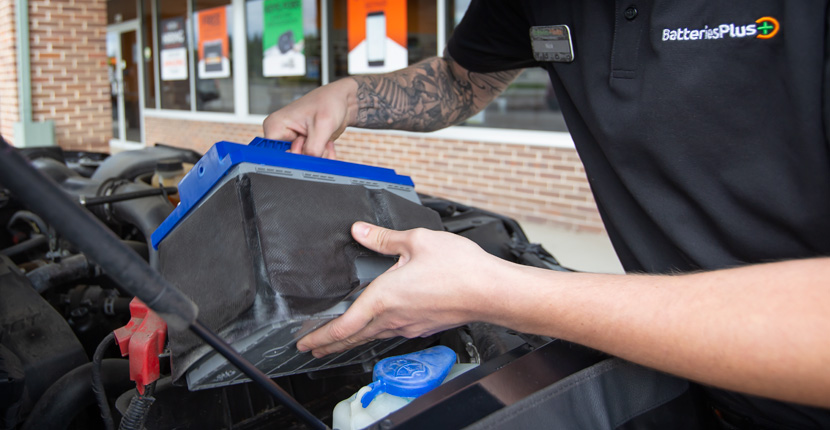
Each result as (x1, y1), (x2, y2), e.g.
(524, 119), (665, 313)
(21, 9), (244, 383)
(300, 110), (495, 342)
(263, 1), (830, 427)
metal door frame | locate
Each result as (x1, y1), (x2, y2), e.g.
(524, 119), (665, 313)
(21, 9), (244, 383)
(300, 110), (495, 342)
(107, 19), (145, 149)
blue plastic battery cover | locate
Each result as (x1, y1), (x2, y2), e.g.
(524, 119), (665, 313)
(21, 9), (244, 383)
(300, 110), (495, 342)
(360, 345), (457, 408)
(150, 137), (417, 249)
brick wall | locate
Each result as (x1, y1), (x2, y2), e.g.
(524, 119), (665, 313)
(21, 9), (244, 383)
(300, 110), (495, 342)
(28, 0), (111, 150)
(144, 116), (604, 232)
(0, 0), (18, 142)
(144, 116), (263, 154)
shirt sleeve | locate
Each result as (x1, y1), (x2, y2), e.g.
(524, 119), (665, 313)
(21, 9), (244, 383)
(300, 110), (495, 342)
(446, 0), (541, 73)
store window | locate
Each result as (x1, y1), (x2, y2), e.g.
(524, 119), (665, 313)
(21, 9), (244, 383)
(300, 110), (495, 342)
(246, 0), (322, 116)
(158, 0), (191, 110)
(193, 0), (235, 112)
(331, 0), (435, 82)
(447, 0), (567, 132)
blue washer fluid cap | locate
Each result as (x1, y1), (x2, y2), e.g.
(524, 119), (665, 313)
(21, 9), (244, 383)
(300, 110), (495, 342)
(360, 345), (456, 408)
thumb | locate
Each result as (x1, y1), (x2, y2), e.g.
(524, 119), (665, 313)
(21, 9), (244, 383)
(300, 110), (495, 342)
(352, 222), (409, 257)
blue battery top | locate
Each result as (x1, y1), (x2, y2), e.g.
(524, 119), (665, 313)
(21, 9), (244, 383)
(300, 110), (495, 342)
(151, 137), (415, 249)
(360, 345), (457, 408)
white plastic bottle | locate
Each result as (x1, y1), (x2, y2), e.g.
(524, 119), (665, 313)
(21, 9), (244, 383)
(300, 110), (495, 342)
(332, 346), (478, 430)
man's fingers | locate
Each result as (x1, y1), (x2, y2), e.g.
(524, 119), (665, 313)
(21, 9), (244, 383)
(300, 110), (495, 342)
(263, 116), (300, 142)
(352, 222), (410, 257)
(290, 136), (306, 154)
(296, 306), (374, 354)
(305, 332), (375, 358)
(302, 116), (338, 157)
(323, 140), (337, 159)
(301, 319), (397, 358)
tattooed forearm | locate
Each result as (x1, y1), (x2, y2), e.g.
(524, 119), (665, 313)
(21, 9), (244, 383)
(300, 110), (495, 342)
(352, 55), (522, 132)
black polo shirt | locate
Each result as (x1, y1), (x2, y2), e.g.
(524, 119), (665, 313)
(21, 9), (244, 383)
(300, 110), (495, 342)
(449, 0), (830, 428)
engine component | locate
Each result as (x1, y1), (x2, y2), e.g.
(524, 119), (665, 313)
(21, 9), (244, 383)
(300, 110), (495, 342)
(0, 344), (25, 429)
(59, 285), (131, 353)
(90, 145), (200, 183)
(80, 186), (178, 207)
(0, 255), (88, 425)
(150, 159), (188, 205)
(153, 138), (444, 390)
(92, 333), (117, 430)
(21, 359), (133, 430)
(114, 299), (168, 393)
(22, 150), (176, 263)
(25, 254), (100, 293)
(333, 346), (460, 430)
(29, 158), (77, 184)
(98, 180), (174, 269)
(118, 382), (156, 430)
(0, 234), (47, 258)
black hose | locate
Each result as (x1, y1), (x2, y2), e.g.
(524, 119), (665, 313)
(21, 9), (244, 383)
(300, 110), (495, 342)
(118, 383), (155, 430)
(25, 253), (100, 293)
(109, 297), (133, 315)
(81, 187), (178, 206)
(93, 333), (117, 430)
(0, 234), (47, 257)
(31, 157), (79, 183)
(21, 359), (132, 430)
(7, 210), (49, 235)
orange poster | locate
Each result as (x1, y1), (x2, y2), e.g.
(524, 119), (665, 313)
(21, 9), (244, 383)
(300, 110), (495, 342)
(197, 6), (230, 79)
(347, 0), (407, 75)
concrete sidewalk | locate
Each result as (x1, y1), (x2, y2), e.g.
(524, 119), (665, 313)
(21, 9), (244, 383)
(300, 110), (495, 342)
(519, 222), (624, 274)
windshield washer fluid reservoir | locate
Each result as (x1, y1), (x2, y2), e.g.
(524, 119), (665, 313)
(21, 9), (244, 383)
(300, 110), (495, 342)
(333, 345), (478, 430)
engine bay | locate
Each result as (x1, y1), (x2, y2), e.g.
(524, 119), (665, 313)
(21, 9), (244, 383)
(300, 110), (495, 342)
(0, 141), (587, 430)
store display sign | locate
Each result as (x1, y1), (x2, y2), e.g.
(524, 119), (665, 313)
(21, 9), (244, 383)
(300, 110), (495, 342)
(160, 17), (188, 81)
(347, 0), (407, 75)
(197, 7), (231, 79)
(263, 0), (306, 77)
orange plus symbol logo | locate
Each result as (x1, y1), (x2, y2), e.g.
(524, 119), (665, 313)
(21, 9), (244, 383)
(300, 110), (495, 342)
(756, 17), (780, 39)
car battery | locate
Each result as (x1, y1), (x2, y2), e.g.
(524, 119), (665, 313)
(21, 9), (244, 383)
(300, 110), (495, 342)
(151, 137), (442, 390)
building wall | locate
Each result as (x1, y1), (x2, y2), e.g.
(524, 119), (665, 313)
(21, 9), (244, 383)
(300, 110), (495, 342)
(144, 116), (604, 232)
(9, 0), (112, 150)
(0, 0), (18, 142)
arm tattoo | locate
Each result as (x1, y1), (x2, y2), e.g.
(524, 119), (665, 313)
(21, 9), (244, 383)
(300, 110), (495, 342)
(353, 56), (522, 132)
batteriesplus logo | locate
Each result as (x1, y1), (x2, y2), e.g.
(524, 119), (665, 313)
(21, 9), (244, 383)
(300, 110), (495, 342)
(662, 16), (779, 41)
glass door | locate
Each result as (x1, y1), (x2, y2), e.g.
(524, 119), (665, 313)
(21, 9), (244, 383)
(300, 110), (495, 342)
(107, 22), (144, 146)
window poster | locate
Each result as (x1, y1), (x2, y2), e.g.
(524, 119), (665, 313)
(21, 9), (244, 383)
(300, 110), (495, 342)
(347, 0), (407, 75)
(197, 7), (231, 79)
(263, 0), (306, 77)
(160, 17), (188, 81)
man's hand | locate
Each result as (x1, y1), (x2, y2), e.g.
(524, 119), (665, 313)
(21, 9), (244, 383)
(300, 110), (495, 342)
(293, 222), (830, 407)
(296, 221), (507, 358)
(262, 78), (358, 158)
(262, 55), (522, 158)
